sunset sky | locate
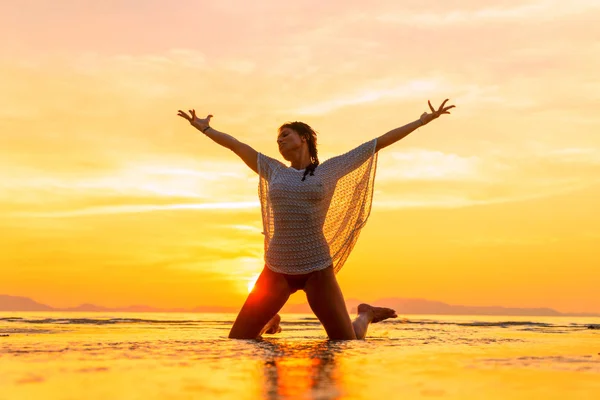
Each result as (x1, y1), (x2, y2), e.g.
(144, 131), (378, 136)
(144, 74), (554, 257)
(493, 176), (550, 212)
(1, 0), (599, 313)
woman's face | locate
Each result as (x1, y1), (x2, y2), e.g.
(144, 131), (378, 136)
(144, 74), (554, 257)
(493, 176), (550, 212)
(277, 127), (306, 160)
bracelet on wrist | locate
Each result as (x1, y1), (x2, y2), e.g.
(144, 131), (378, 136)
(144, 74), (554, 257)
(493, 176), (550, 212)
(201, 126), (211, 133)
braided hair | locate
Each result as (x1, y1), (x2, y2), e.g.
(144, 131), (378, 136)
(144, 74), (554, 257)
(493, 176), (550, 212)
(278, 121), (319, 181)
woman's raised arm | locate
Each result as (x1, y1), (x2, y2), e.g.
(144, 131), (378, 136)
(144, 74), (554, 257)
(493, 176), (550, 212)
(375, 99), (455, 152)
(178, 109), (259, 173)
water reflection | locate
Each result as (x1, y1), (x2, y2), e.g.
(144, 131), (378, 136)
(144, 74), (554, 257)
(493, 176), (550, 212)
(258, 340), (344, 400)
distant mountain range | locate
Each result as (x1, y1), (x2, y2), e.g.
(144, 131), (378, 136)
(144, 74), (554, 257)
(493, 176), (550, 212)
(1, 294), (598, 316)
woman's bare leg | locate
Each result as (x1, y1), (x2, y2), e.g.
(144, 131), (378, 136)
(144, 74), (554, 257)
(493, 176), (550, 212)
(352, 304), (398, 339)
(229, 266), (292, 339)
(304, 267), (356, 339)
(304, 267), (397, 340)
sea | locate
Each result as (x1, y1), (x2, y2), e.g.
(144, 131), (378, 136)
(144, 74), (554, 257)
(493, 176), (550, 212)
(1, 312), (599, 399)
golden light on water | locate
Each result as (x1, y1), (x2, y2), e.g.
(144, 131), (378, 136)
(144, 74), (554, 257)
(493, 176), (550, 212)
(3, 313), (599, 399)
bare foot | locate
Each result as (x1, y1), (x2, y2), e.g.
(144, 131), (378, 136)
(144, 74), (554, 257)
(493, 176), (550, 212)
(357, 303), (398, 323)
(263, 314), (282, 334)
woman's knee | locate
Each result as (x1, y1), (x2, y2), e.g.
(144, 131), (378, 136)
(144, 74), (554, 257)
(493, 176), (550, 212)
(228, 267), (291, 339)
(304, 267), (355, 339)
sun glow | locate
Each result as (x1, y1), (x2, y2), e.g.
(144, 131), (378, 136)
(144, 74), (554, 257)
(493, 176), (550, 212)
(247, 274), (259, 293)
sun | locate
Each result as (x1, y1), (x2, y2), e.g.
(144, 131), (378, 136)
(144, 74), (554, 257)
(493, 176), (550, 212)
(247, 274), (260, 293)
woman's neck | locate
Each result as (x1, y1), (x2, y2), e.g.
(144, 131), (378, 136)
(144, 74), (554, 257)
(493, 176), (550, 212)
(289, 148), (311, 170)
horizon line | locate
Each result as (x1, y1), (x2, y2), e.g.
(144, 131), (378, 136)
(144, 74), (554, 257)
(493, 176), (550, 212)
(1, 294), (598, 317)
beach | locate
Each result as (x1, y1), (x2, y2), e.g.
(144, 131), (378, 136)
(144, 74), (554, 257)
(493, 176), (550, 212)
(1, 312), (599, 399)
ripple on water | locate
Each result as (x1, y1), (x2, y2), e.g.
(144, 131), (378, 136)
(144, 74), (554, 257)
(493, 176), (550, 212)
(479, 355), (600, 372)
(0, 328), (59, 335)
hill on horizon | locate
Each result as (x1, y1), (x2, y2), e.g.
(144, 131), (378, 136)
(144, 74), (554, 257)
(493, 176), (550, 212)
(1, 294), (598, 317)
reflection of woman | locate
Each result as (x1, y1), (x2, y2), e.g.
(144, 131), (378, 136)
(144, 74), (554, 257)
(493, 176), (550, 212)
(260, 340), (341, 399)
(178, 100), (454, 340)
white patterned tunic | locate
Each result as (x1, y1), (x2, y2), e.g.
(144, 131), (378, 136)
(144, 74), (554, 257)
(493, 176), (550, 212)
(257, 139), (378, 275)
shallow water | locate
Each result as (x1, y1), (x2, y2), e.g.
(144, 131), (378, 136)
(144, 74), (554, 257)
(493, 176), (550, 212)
(1, 312), (599, 399)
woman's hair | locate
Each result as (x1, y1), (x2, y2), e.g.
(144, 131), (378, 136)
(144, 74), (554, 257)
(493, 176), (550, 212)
(279, 121), (319, 181)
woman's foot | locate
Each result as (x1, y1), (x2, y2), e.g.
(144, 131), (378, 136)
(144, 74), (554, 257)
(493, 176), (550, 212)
(263, 314), (282, 334)
(357, 303), (398, 323)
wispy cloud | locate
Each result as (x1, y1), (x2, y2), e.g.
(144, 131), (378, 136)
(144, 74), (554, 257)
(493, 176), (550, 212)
(373, 145), (600, 209)
(373, 181), (598, 210)
(295, 79), (443, 115)
(5, 145), (599, 217)
(450, 235), (560, 247)
(377, 149), (482, 181)
(376, 0), (600, 26)
(0, 158), (258, 209)
(7, 202), (259, 219)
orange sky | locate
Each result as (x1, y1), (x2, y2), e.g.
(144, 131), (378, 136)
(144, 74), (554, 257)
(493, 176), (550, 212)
(1, 0), (599, 313)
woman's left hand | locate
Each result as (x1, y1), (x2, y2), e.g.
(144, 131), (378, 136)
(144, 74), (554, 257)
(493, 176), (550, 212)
(419, 99), (455, 125)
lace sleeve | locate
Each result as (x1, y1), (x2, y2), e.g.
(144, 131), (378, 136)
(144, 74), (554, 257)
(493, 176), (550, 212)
(320, 138), (378, 274)
(320, 138), (377, 183)
(257, 152), (285, 182)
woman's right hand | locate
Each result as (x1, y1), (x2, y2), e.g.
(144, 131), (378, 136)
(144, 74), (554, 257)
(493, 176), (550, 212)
(177, 109), (213, 131)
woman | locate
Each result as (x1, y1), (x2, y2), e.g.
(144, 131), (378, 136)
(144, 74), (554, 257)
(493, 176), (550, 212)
(177, 99), (454, 340)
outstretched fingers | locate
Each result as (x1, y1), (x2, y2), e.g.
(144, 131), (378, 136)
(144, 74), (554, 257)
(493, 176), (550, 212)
(438, 99), (455, 115)
(441, 104), (455, 115)
(437, 99), (449, 112)
(178, 109), (215, 124)
(426, 99), (456, 118)
(177, 110), (192, 121)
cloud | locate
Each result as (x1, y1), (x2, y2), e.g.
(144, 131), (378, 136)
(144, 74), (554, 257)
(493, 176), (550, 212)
(0, 154), (259, 212)
(1, 1), (600, 220)
(6, 202), (260, 219)
(221, 224), (263, 234)
(377, 149), (481, 181)
(295, 79), (443, 115)
(372, 182), (596, 210)
(372, 145), (600, 209)
(376, 0), (600, 26)
(449, 235), (560, 247)
(5, 144), (599, 218)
